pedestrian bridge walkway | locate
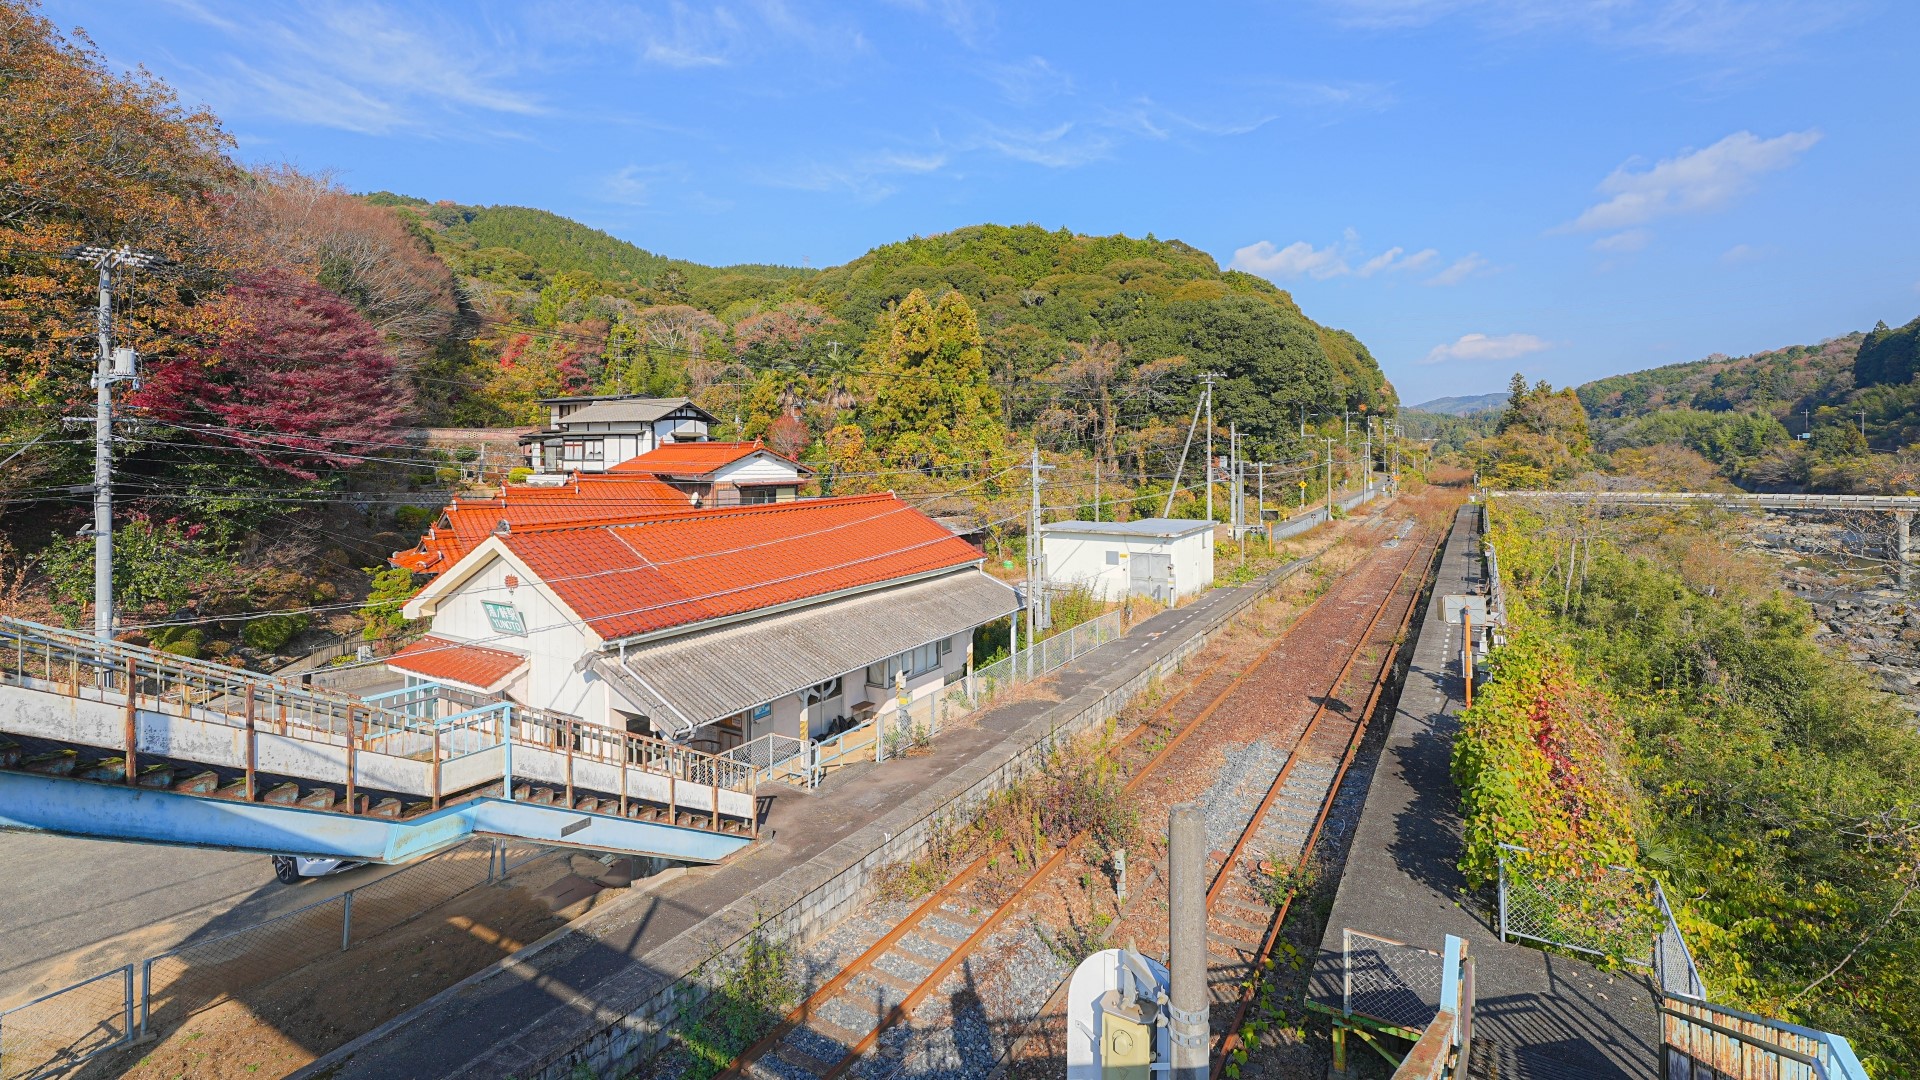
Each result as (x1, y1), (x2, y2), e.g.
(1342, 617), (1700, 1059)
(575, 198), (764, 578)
(0, 618), (757, 866)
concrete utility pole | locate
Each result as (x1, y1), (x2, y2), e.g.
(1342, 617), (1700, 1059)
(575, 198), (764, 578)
(1325, 437), (1336, 520)
(69, 245), (160, 642)
(1228, 423), (1238, 536)
(1202, 374), (1220, 525)
(1026, 447), (1054, 672)
(1168, 803), (1208, 1080)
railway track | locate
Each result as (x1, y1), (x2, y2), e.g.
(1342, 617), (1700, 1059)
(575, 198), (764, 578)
(714, 505), (1444, 1080)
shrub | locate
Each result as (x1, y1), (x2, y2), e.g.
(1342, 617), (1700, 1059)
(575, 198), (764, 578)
(393, 505), (435, 532)
(507, 467), (534, 485)
(241, 612), (311, 652)
(149, 626), (204, 659)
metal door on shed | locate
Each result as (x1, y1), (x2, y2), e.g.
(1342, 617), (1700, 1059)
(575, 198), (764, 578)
(1129, 551), (1172, 603)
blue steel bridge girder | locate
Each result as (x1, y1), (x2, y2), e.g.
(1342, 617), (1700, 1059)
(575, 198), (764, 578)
(0, 769), (753, 865)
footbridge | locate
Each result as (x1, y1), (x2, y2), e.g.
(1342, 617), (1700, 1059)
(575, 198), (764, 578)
(0, 619), (757, 866)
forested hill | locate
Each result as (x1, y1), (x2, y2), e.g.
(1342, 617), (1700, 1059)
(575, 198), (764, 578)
(370, 199), (1396, 451)
(1575, 334), (1865, 422)
(366, 195), (806, 298)
(799, 224), (1396, 441)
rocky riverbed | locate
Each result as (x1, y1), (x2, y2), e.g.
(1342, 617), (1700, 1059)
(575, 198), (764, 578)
(1747, 515), (1920, 718)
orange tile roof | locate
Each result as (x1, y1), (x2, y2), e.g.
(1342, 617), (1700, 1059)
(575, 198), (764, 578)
(607, 440), (811, 478)
(498, 493), (984, 641)
(386, 635), (528, 692)
(391, 475), (693, 576)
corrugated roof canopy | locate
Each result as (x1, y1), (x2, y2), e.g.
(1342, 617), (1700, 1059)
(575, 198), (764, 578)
(593, 570), (1016, 735)
(1042, 518), (1216, 538)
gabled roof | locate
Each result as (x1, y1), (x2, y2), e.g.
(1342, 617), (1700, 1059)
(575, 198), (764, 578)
(547, 397), (714, 426)
(386, 635), (528, 693)
(608, 440), (814, 480)
(391, 475), (693, 576)
(443, 494), (986, 642)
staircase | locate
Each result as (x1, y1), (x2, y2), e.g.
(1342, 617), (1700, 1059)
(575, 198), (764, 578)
(0, 618), (758, 866)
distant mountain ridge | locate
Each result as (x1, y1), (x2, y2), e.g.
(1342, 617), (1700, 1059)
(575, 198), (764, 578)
(1408, 392), (1509, 416)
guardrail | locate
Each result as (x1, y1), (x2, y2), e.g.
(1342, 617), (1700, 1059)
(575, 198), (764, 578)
(0, 618), (756, 825)
(1660, 993), (1871, 1080)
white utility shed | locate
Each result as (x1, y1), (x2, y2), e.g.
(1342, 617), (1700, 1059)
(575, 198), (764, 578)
(1042, 518), (1215, 604)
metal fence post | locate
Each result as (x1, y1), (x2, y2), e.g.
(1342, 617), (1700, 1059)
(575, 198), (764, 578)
(341, 890), (354, 951)
(139, 958), (152, 1039)
(122, 965), (134, 1050)
(1496, 850), (1509, 942)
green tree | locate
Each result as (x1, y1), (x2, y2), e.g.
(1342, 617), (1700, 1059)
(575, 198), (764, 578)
(864, 290), (1009, 470)
(39, 518), (237, 629)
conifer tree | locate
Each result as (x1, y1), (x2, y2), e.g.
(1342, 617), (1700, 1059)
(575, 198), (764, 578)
(865, 289), (1008, 471)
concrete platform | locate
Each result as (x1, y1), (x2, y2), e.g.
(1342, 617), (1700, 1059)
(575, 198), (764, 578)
(1314, 505), (1660, 1080)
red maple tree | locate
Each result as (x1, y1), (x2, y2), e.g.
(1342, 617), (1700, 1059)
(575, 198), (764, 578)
(134, 268), (413, 479)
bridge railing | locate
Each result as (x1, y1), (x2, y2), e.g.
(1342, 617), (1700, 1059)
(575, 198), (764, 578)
(1659, 993), (1870, 1080)
(0, 618), (757, 813)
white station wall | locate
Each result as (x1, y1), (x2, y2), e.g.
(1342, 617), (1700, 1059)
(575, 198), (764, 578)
(1043, 530), (1214, 602)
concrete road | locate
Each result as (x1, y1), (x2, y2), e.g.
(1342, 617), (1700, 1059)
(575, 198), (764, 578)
(0, 830), (398, 1008)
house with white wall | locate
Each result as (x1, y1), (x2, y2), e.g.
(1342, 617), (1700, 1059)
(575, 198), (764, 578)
(1040, 518), (1215, 604)
(387, 494), (1016, 756)
(519, 394), (717, 474)
(610, 441), (813, 507)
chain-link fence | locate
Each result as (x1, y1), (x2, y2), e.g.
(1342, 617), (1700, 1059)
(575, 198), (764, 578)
(1338, 930), (1444, 1032)
(0, 840), (556, 1080)
(0, 966), (135, 1080)
(966, 608), (1124, 702)
(1497, 843), (1660, 967)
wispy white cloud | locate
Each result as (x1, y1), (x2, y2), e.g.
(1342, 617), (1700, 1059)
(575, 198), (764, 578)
(1421, 332), (1551, 365)
(1720, 243), (1764, 264)
(967, 121), (1113, 168)
(1591, 228), (1651, 253)
(1356, 245), (1439, 277)
(883, 0), (994, 47)
(156, 0), (542, 135)
(1231, 233), (1441, 281)
(1232, 240), (1351, 280)
(981, 55), (1072, 106)
(532, 0), (867, 70)
(1564, 130), (1821, 233)
(1319, 0), (1858, 57)
(1424, 252), (1489, 286)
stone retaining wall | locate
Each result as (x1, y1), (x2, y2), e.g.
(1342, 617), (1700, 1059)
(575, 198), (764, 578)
(529, 549), (1335, 1080)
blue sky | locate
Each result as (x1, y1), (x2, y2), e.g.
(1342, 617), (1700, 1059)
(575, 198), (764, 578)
(59, 0), (1920, 404)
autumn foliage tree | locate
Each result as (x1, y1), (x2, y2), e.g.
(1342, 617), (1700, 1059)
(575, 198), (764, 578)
(0, 1), (234, 490)
(133, 268), (413, 480)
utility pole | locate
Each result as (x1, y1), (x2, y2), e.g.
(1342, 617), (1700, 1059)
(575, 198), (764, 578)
(1362, 421), (1372, 496)
(1092, 458), (1100, 523)
(1026, 446), (1054, 673)
(1202, 373), (1220, 525)
(69, 245), (160, 642)
(1256, 461), (1268, 542)
(1168, 803), (1208, 1080)
(1228, 423), (1238, 537)
(1325, 437), (1335, 520)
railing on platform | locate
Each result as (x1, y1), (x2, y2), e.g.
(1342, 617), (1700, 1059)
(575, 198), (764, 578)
(967, 608), (1123, 697)
(1659, 994), (1871, 1080)
(1496, 843), (1660, 968)
(1309, 930), (1472, 1077)
(0, 617), (757, 828)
